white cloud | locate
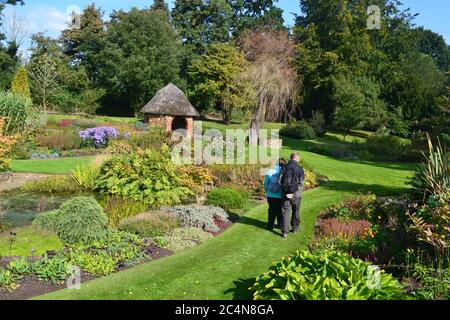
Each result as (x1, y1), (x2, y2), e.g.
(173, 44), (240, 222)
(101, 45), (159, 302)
(25, 5), (72, 37)
(27, 6), (65, 35)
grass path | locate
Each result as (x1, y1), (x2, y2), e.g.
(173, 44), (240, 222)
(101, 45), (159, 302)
(36, 139), (416, 300)
(10, 157), (96, 174)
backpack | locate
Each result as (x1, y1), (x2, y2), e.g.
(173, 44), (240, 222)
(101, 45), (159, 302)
(268, 172), (282, 194)
(280, 164), (300, 194)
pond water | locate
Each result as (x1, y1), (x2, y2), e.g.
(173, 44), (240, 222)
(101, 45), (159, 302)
(0, 193), (89, 228)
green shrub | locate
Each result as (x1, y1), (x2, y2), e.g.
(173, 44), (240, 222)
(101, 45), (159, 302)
(0, 157), (10, 172)
(118, 211), (180, 238)
(21, 175), (79, 194)
(251, 249), (405, 300)
(105, 140), (135, 156)
(96, 147), (192, 207)
(323, 194), (377, 221)
(409, 259), (450, 300)
(365, 135), (411, 161)
(280, 120), (316, 140)
(313, 237), (378, 260)
(32, 210), (61, 232)
(309, 111), (327, 137)
(163, 205), (229, 233)
(129, 128), (168, 150)
(55, 197), (109, 244)
(0, 91), (36, 135)
(154, 227), (213, 253)
(206, 187), (249, 211)
(8, 137), (35, 159)
(103, 196), (148, 227)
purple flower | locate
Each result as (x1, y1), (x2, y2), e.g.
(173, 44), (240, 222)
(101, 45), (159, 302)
(78, 127), (120, 148)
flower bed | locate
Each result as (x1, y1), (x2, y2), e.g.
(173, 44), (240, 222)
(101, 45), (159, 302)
(79, 127), (120, 148)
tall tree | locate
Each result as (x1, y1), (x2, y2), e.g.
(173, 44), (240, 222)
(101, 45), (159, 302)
(412, 27), (450, 72)
(98, 8), (182, 115)
(10, 65), (30, 99)
(229, 0), (284, 34)
(29, 53), (58, 114)
(239, 29), (299, 145)
(0, 0), (23, 90)
(60, 3), (106, 84)
(188, 43), (253, 123)
(151, 0), (169, 14)
(172, 0), (233, 78)
(333, 74), (387, 140)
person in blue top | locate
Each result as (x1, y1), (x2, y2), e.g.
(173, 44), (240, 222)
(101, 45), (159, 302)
(264, 158), (287, 231)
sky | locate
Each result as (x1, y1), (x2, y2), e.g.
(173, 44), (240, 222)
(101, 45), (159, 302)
(3, 0), (449, 53)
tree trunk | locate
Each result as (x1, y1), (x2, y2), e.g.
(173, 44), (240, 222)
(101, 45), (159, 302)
(249, 101), (266, 146)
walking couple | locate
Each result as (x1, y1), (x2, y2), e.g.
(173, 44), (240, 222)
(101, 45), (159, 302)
(264, 153), (305, 238)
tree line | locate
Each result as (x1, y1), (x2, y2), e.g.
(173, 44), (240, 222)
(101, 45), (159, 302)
(0, 0), (449, 139)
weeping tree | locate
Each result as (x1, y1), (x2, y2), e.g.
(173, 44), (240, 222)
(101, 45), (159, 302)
(239, 29), (299, 145)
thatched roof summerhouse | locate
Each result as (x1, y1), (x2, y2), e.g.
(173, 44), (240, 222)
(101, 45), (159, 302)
(141, 83), (200, 136)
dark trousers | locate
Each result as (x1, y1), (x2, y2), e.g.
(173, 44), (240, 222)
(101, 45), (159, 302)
(281, 189), (303, 234)
(267, 198), (283, 230)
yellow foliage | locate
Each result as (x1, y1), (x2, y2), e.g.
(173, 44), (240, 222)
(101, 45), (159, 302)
(0, 117), (18, 172)
(304, 169), (319, 189)
(177, 165), (215, 192)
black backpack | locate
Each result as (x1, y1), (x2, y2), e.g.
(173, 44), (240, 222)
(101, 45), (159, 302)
(280, 164), (300, 194)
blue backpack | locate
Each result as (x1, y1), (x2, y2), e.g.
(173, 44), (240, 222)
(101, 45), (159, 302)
(268, 172), (282, 194)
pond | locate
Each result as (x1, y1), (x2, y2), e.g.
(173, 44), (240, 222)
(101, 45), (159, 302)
(0, 192), (94, 228)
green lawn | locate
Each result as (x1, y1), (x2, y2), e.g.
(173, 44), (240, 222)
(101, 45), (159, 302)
(11, 157), (96, 174)
(202, 120), (285, 135)
(35, 137), (416, 300)
(45, 113), (137, 124)
(0, 226), (63, 257)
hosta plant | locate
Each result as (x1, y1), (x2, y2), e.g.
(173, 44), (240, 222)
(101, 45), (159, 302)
(7, 257), (33, 277)
(0, 268), (18, 292)
(33, 254), (71, 284)
(251, 249), (405, 300)
(96, 147), (192, 207)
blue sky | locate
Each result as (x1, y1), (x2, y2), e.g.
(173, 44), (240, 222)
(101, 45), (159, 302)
(4, 0), (450, 49)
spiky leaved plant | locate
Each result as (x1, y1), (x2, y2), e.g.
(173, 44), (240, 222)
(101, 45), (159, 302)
(411, 134), (450, 200)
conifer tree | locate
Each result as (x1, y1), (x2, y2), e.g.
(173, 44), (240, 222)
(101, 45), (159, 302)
(10, 65), (31, 99)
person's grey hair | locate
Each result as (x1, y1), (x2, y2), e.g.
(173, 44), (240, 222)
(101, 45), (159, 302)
(291, 153), (300, 161)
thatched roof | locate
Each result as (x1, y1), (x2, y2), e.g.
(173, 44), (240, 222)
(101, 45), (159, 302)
(140, 83), (200, 117)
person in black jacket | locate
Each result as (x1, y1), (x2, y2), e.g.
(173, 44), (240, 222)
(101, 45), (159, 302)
(279, 153), (305, 238)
